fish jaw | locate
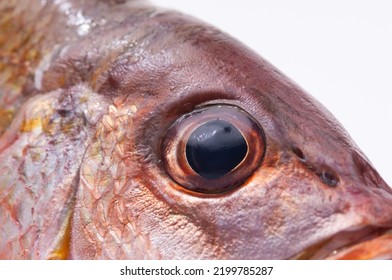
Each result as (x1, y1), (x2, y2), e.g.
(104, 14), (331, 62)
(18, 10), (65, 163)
(299, 227), (392, 260)
(326, 230), (392, 260)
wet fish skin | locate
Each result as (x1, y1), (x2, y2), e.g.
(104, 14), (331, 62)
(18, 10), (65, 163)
(1, 0), (392, 259)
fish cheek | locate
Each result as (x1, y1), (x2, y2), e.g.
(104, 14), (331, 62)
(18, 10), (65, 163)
(64, 56), (228, 258)
(69, 99), (206, 259)
(70, 101), (156, 259)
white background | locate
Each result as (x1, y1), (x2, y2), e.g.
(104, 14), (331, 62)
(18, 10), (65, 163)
(153, 0), (392, 186)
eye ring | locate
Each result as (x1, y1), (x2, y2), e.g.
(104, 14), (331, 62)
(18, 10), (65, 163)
(161, 104), (266, 195)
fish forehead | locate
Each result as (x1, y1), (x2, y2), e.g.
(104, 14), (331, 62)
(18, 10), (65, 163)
(1, 0), (392, 259)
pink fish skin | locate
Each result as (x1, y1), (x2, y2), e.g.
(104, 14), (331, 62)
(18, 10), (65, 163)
(0, 0), (391, 259)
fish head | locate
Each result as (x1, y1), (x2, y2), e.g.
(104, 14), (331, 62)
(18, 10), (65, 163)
(2, 2), (392, 259)
(55, 9), (392, 259)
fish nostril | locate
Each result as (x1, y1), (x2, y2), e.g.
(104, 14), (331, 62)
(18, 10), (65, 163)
(291, 145), (339, 187)
(291, 146), (305, 161)
(291, 146), (339, 187)
(320, 170), (339, 187)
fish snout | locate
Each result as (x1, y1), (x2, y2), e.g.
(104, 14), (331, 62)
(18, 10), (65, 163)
(293, 147), (392, 259)
(350, 150), (392, 194)
(331, 152), (392, 259)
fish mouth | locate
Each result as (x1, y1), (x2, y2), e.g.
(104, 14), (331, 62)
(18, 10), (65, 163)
(293, 226), (392, 260)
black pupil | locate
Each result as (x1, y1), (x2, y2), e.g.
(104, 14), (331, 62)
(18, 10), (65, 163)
(186, 120), (248, 180)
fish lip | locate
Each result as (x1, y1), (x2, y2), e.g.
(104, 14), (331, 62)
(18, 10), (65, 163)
(293, 226), (392, 260)
(326, 229), (392, 260)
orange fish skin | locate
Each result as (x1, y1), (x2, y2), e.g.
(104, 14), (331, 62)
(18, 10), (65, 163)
(1, 0), (392, 259)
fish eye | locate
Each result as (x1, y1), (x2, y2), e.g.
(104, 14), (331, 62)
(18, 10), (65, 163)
(161, 105), (265, 194)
